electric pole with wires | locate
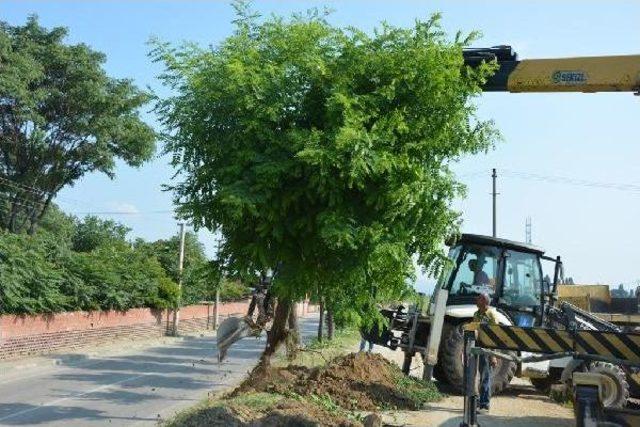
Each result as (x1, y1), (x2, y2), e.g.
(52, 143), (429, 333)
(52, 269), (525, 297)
(172, 223), (186, 336)
(492, 168), (498, 237)
(214, 239), (222, 329)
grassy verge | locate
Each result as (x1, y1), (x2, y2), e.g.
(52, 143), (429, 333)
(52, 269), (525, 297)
(163, 329), (361, 427)
(164, 328), (441, 426)
(277, 328), (361, 368)
(164, 391), (284, 427)
(393, 373), (443, 409)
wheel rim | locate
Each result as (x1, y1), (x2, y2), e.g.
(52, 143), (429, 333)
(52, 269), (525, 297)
(599, 374), (620, 407)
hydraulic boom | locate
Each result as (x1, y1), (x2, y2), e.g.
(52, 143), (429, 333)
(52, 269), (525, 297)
(464, 45), (640, 93)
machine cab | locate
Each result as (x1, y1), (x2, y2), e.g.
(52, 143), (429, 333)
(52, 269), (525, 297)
(438, 234), (552, 326)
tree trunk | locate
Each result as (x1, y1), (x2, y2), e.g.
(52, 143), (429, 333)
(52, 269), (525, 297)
(286, 302), (300, 360)
(317, 299), (324, 342)
(29, 193), (54, 235)
(260, 297), (293, 366)
(327, 308), (334, 341)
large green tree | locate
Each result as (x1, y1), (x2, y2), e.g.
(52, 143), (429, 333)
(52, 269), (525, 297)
(137, 232), (211, 305)
(153, 4), (497, 360)
(136, 233), (252, 305)
(72, 216), (130, 252)
(0, 16), (155, 234)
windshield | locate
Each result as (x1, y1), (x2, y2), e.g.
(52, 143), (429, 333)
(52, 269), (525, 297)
(448, 244), (500, 297)
(501, 250), (542, 308)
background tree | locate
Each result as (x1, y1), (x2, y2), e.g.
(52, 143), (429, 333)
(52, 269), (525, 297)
(0, 220), (179, 314)
(0, 16), (155, 234)
(135, 233), (252, 305)
(138, 232), (215, 305)
(153, 4), (497, 362)
(72, 216), (130, 252)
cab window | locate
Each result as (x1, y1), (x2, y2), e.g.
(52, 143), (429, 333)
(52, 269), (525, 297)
(501, 251), (541, 307)
(449, 245), (499, 297)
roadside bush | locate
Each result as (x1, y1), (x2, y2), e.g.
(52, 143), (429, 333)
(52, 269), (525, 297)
(0, 230), (179, 314)
(0, 205), (248, 315)
(219, 279), (252, 302)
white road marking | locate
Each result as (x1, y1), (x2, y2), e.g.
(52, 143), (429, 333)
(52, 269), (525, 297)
(0, 373), (148, 422)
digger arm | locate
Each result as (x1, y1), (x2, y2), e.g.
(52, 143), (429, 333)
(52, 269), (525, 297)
(464, 46), (640, 93)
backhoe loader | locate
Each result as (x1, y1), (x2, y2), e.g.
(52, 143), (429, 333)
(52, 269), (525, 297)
(377, 234), (639, 407)
(374, 46), (640, 405)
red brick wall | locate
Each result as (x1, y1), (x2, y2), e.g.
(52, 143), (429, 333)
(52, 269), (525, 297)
(0, 301), (248, 359)
(0, 301), (316, 360)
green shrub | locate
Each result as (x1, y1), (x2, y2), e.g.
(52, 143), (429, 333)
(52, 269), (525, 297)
(0, 230), (179, 314)
(0, 207), (247, 314)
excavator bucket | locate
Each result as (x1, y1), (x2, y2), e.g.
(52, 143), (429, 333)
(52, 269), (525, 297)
(216, 316), (253, 362)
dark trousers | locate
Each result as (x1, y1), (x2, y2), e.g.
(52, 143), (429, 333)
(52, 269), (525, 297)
(478, 355), (493, 408)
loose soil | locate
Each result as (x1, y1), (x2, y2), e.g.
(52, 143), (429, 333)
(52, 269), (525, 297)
(232, 352), (441, 411)
(168, 352), (442, 426)
(169, 397), (359, 427)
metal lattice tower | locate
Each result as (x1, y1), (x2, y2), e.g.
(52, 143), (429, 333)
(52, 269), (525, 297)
(525, 216), (532, 243)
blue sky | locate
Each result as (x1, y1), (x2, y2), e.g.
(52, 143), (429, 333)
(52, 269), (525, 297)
(2, 1), (639, 292)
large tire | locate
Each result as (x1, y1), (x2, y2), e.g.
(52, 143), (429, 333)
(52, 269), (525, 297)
(588, 362), (629, 408)
(530, 377), (556, 393)
(437, 321), (516, 394)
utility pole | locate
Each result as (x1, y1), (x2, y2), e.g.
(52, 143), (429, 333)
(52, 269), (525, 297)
(525, 216), (532, 243)
(172, 223), (186, 336)
(213, 240), (221, 330)
(492, 168), (498, 237)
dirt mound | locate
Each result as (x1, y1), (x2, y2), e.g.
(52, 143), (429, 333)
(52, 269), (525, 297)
(169, 406), (246, 427)
(170, 399), (355, 427)
(250, 400), (358, 427)
(233, 352), (432, 411)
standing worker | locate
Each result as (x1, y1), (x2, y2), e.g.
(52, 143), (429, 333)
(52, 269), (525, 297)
(473, 292), (498, 412)
(359, 321), (378, 353)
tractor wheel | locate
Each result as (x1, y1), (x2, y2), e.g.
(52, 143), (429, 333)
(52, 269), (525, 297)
(433, 323), (453, 384)
(587, 362), (629, 408)
(530, 377), (556, 394)
(402, 351), (414, 375)
(438, 321), (516, 394)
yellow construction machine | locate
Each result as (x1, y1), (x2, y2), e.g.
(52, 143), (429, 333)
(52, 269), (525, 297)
(375, 46), (640, 417)
(463, 45), (640, 93)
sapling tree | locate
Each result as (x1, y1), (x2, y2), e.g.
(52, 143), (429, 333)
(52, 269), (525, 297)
(153, 2), (497, 363)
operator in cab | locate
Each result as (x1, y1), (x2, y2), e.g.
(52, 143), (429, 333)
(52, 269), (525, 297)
(469, 258), (489, 286)
(473, 292), (498, 412)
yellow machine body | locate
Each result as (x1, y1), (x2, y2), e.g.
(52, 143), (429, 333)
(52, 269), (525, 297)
(508, 55), (640, 93)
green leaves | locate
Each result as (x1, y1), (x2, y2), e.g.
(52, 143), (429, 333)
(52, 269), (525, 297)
(0, 202), (248, 314)
(0, 228), (180, 314)
(154, 6), (498, 320)
(72, 216), (131, 252)
(0, 16), (156, 234)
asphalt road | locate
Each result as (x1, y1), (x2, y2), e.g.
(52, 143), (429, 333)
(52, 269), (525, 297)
(0, 315), (318, 426)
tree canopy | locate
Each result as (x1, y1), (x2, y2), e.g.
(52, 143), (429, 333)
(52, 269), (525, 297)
(136, 232), (222, 305)
(0, 16), (156, 234)
(0, 207), (250, 315)
(72, 216), (131, 252)
(153, 5), (498, 326)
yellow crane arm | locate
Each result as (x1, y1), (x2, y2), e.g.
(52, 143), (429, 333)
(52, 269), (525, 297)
(464, 46), (640, 93)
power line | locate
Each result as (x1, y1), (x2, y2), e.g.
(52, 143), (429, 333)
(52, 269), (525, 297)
(0, 193), (44, 211)
(501, 169), (640, 193)
(457, 170), (487, 179)
(69, 210), (173, 215)
(0, 177), (92, 207)
(0, 191), (175, 217)
(0, 192), (48, 207)
(457, 168), (640, 193)
(0, 176), (49, 196)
